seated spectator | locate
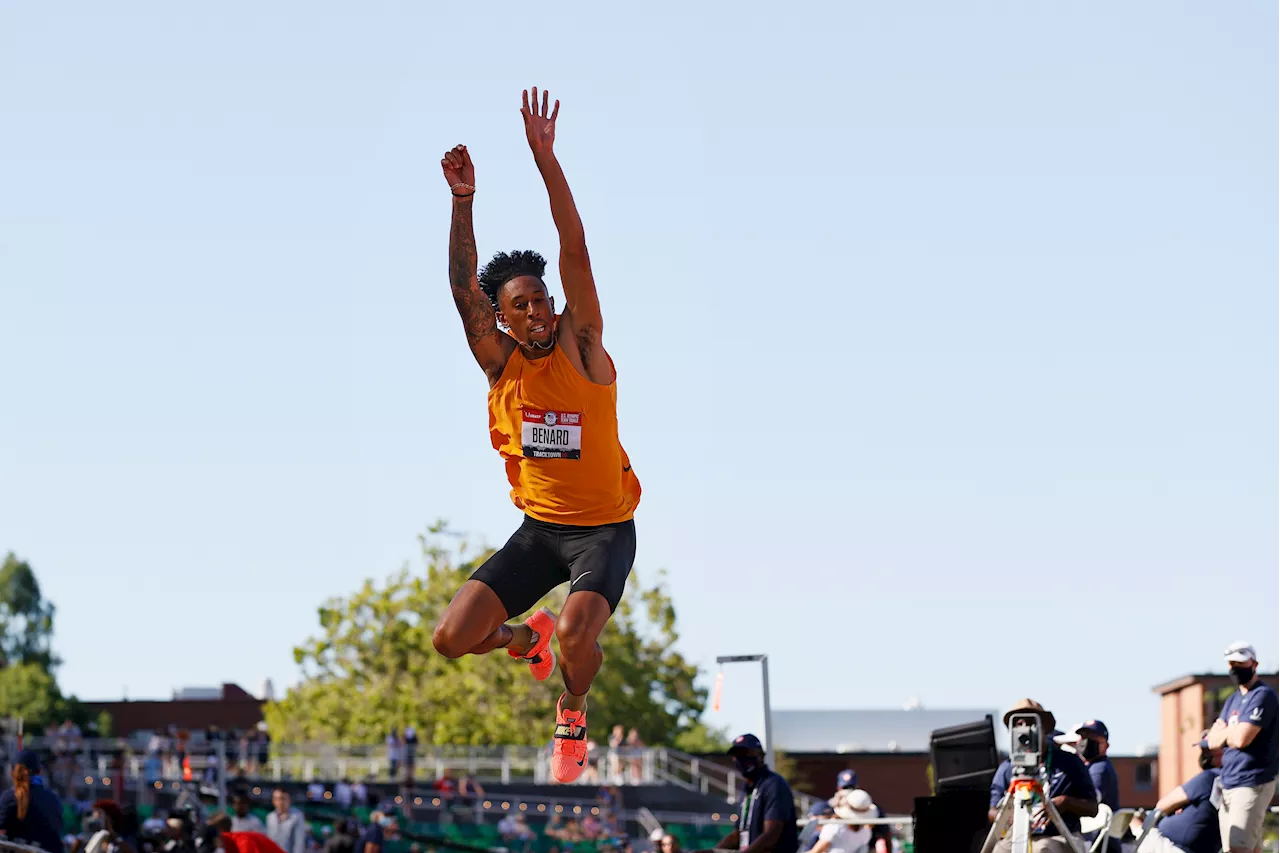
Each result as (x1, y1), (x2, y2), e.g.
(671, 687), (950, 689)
(581, 814), (603, 840)
(351, 781), (368, 807)
(84, 799), (138, 853)
(798, 802), (834, 852)
(322, 820), (356, 853)
(1130, 736), (1222, 853)
(498, 813), (534, 853)
(805, 790), (870, 853)
(334, 780), (353, 811)
(0, 750), (66, 853)
(988, 700), (1097, 853)
(432, 770), (457, 800)
(659, 834), (681, 853)
(306, 783), (325, 803)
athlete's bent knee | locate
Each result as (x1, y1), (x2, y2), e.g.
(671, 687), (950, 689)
(556, 620), (601, 663)
(432, 622), (468, 660)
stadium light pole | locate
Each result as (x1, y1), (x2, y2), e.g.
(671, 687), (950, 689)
(716, 654), (774, 770)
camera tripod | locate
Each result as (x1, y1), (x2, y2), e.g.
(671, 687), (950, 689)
(979, 767), (1083, 853)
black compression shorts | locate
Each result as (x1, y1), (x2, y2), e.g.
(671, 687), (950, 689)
(469, 515), (637, 618)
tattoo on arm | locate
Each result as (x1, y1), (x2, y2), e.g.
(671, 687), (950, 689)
(448, 198), (500, 350)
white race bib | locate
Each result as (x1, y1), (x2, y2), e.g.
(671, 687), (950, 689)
(521, 409), (583, 459)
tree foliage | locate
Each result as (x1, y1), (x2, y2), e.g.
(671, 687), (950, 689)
(0, 553), (58, 672)
(0, 663), (63, 729)
(267, 523), (712, 747)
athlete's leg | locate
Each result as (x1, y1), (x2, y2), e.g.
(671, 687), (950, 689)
(432, 580), (529, 658)
(432, 519), (567, 660)
(557, 590), (613, 702)
(547, 519), (636, 782)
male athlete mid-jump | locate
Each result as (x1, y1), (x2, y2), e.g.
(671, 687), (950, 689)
(431, 88), (641, 784)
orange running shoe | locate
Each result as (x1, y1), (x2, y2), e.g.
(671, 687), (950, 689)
(508, 606), (557, 681)
(551, 694), (589, 783)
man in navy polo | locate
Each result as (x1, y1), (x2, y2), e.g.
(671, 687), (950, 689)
(1205, 641), (1277, 853)
(1074, 720), (1121, 853)
(1131, 736), (1222, 853)
(703, 735), (798, 853)
(988, 699), (1098, 853)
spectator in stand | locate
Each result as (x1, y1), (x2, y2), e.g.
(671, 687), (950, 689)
(322, 820), (356, 853)
(659, 835), (681, 853)
(499, 812), (534, 853)
(306, 783), (325, 803)
(458, 775), (484, 822)
(432, 770), (457, 800)
(403, 727), (419, 782)
(334, 780), (353, 811)
(360, 813), (393, 853)
(582, 813), (603, 839)
(827, 770), (857, 809)
(266, 788), (307, 853)
(608, 726), (625, 784)
(0, 750), (64, 853)
(231, 794), (265, 834)
(84, 799), (138, 853)
(804, 790), (870, 853)
(798, 802), (834, 852)
(625, 729), (644, 784)
(351, 780), (369, 807)
(385, 730), (401, 782)
(1205, 641), (1277, 853)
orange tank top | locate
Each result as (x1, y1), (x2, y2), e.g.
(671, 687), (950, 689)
(487, 341), (641, 526)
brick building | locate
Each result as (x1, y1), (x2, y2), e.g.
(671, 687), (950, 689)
(84, 683), (266, 738)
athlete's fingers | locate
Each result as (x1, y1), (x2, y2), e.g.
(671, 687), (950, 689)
(532, 87), (540, 117)
(522, 89), (531, 117)
(541, 88), (549, 118)
(461, 147), (473, 168)
(550, 100), (559, 122)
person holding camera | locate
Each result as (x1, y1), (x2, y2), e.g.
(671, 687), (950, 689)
(1204, 641), (1276, 853)
(1129, 736), (1222, 853)
(81, 800), (138, 853)
(988, 699), (1098, 853)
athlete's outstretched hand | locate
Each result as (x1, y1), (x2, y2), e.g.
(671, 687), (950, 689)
(442, 144), (475, 195)
(521, 87), (559, 157)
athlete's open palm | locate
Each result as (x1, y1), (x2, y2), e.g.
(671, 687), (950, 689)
(441, 144), (475, 194)
(521, 87), (559, 156)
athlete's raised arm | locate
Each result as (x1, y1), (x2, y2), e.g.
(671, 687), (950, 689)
(442, 144), (512, 383)
(521, 88), (612, 381)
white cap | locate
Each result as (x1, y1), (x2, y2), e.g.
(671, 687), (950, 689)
(1225, 641), (1258, 664)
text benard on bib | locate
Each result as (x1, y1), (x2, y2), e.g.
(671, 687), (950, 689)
(522, 408), (583, 459)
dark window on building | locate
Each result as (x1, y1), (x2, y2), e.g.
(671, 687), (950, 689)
(1134, 761), (1155, 791)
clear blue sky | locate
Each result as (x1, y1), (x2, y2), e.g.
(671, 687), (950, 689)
(1, 2), (1275, 758)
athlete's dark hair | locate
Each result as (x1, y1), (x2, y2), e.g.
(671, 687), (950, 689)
(478, 250), (547, 309)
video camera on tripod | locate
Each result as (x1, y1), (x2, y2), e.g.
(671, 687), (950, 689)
(1008, 712), (1043, 776)
(980, 711), (1084, 853)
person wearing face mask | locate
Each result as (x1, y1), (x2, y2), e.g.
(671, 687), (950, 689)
(1073, 721), (1120, 853)
(1204, 641), (1277, 853)
(804, 790), (877, 853)
(699, 735), (797, 853)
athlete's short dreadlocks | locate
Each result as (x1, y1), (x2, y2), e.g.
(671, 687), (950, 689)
(478, 250), (547, 310)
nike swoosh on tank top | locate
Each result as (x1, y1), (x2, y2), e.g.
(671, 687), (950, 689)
(487, 340), (641, 526)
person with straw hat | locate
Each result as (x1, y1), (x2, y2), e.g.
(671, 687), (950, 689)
(987, 699), (1098, 852)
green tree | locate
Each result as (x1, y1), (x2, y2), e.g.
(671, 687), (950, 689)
(0, 553), (59, 672)
(0, 663), (63, 729)
(266, 523), (711, 747)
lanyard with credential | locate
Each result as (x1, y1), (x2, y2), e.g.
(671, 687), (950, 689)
(739, 787), (758, 851)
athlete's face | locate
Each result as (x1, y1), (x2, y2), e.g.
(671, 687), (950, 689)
(497, 276), (556, 347)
